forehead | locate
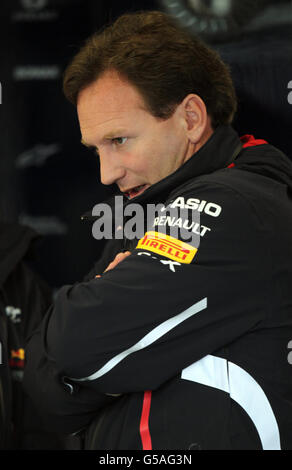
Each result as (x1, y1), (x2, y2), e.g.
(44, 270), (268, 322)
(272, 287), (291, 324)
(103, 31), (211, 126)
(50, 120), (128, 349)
(77, 71), (148, 139)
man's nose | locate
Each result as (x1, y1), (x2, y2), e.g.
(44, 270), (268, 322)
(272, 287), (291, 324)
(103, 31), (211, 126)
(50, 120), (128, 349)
(99, 152), (126, 186)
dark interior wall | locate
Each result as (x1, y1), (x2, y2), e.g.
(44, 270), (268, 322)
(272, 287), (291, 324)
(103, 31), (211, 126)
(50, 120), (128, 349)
(0, 0), (291, 289)
(0, 0), (157, 288)
(216, 24), (292, 160)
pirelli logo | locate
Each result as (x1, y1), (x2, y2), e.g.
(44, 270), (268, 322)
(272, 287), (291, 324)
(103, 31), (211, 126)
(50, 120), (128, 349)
(136, 231), (197, 264)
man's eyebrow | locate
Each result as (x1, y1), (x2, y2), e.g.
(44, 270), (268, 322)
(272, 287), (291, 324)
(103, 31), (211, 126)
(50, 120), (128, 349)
(102, 130), (127, 140)
(81, 130), (127, 148)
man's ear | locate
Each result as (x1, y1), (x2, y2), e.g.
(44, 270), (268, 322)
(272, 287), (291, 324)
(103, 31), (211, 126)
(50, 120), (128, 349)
(181, 94), (208, 144)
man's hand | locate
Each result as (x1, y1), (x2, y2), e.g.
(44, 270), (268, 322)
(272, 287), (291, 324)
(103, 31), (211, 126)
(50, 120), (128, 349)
(95, 251), (131, 278)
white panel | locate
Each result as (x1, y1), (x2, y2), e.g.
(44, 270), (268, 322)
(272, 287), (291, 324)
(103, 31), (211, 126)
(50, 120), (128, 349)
(181, 354), (230, 393)
(228, 361), (281, 450)
(181, 354), (281, 450)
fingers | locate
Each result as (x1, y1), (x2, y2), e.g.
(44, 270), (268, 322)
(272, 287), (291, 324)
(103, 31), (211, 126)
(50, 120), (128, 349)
(96, 251), (131, 277)
(104, 251), (131, 272)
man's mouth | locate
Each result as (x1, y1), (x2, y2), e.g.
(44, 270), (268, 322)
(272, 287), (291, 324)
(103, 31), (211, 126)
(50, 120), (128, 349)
(123, 184), (148, 199)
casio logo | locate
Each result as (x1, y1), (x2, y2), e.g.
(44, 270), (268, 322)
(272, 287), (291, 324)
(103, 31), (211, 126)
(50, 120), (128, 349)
(170, 197), (222, 217)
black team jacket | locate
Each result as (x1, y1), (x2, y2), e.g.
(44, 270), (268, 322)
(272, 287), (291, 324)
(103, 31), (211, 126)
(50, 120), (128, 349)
(0, 223), (64, 449)
(23, 125), (292, 450)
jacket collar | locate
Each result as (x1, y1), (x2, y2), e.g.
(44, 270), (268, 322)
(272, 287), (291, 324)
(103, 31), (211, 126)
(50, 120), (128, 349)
(129, 124), (242, 205)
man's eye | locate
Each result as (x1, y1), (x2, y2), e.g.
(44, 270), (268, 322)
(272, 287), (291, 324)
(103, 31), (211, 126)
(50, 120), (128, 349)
(112, 137), (128, 146)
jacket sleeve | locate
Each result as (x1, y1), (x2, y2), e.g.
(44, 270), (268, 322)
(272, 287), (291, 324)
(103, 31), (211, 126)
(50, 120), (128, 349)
(23, 317), (121, 434)
(23, 238), (125, 434)
(82, 238), (125, 282)
(25, 182), (272, 399)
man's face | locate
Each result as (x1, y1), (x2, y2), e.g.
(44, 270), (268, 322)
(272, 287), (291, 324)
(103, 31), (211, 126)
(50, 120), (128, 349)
(77, 70), (194, 199)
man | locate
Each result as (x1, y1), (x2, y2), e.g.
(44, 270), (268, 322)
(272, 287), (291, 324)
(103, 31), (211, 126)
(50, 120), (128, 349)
(23, 11), (292, 450)
(0, 221), (63, 449)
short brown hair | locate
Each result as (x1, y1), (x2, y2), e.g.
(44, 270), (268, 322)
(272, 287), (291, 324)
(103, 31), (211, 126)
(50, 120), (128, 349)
(63, 10), (237, 128)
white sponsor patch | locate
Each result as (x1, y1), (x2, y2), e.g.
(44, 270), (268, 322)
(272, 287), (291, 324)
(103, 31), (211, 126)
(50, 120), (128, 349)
(5, 306), (22, 324)
(153, 216), (211, 237)
(137, 251), (181, 272)
(170, 197), (222, 217)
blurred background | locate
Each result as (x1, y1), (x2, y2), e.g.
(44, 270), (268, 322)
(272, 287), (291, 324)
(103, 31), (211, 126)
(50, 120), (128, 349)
(0, 0), (291, 290)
